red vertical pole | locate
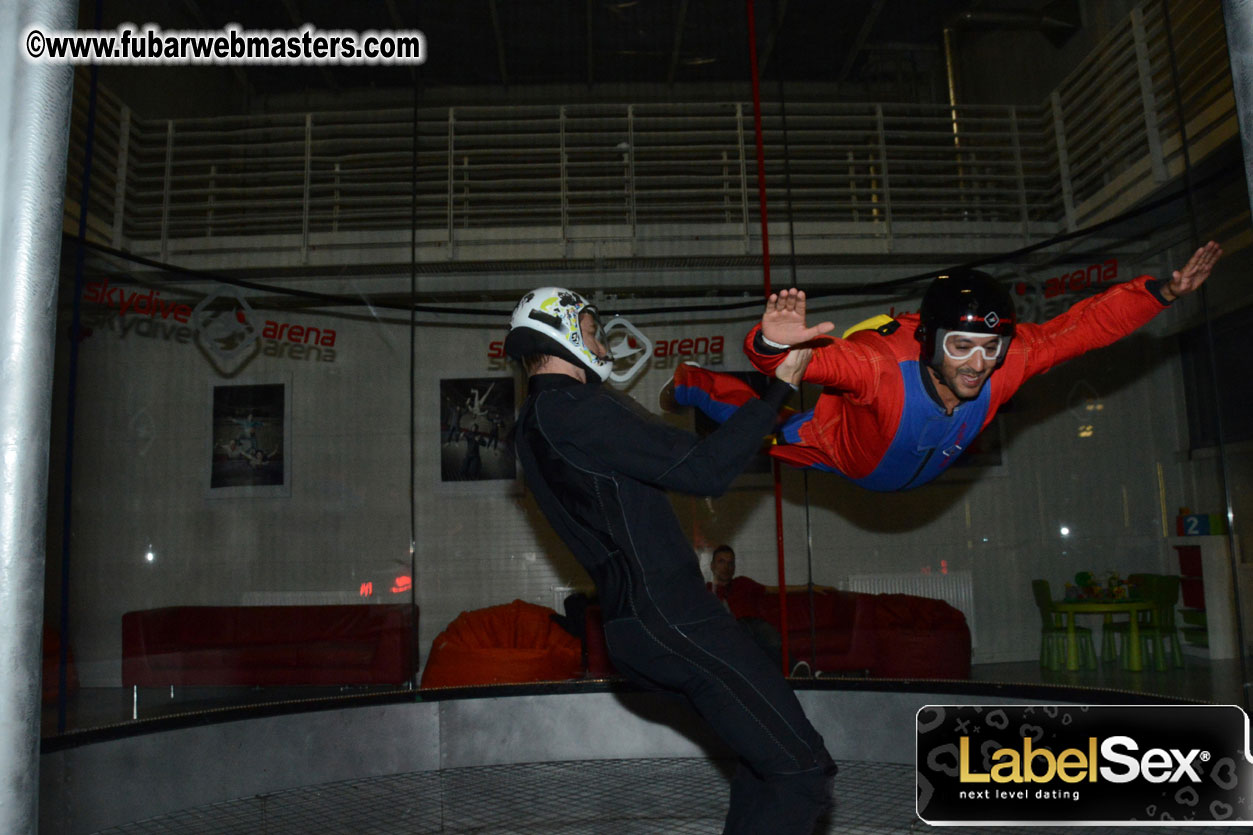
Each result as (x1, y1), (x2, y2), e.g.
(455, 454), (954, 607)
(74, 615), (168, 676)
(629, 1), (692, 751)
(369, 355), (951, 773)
(772, 459), (790, 674)
(746, 0), (790, 676)
(745, 0), (772, 297)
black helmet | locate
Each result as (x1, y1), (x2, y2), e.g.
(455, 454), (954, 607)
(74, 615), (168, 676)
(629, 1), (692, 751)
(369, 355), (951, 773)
(915, 270), (1015, 367)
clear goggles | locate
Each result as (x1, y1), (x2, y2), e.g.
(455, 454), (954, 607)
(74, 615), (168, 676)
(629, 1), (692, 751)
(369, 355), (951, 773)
(941, 330), (1008, 362)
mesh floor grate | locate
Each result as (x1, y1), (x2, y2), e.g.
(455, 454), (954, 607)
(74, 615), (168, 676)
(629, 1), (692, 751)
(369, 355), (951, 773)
(95, 757), (1233, 834)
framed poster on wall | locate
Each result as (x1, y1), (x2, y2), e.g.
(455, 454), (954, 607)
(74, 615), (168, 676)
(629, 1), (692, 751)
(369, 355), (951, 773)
(439, 376), (515, 482)
(207, 379), (292, 497)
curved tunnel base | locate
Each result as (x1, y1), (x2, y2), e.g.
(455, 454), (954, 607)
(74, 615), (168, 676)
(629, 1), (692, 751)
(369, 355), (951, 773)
(40, 680), (1217, 834)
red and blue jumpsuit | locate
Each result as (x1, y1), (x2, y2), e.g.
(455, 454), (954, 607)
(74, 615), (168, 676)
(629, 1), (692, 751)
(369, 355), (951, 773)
(674, 275), (1174, 491)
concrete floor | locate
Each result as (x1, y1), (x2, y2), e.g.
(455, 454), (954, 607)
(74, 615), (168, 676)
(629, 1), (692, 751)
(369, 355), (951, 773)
(89, 756), (1237, 835)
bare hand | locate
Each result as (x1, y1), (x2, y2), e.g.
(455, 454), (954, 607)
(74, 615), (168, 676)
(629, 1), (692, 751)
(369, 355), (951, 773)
(761, 288), (835, 347)
(774, 347), (813, 387)
(1163, 240), (1222, 301)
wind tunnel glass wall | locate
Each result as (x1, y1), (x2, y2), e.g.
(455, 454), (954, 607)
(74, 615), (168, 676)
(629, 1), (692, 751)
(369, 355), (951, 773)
(47, 233), (419, 731)
(49, 83), (420, 732)
(45, 0), (1250, 735)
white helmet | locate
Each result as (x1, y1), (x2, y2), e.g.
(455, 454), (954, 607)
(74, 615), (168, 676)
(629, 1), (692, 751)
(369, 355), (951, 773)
(504, 287), (613, 382)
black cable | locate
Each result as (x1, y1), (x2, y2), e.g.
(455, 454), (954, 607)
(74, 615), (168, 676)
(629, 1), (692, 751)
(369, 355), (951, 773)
(408, 70), (421, 694)
(775, 72), (820, 670)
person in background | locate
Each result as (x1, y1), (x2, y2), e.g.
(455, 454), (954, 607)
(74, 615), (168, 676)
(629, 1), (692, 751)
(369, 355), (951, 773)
(707, 544), (785, 671)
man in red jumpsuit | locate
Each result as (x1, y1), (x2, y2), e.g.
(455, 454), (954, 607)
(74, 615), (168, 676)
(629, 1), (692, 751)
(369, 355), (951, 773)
(669, 242), (1222, 491)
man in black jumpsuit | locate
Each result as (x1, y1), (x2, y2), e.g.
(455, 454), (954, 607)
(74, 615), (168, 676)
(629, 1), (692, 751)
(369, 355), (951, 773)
(504, 287), (835, 834)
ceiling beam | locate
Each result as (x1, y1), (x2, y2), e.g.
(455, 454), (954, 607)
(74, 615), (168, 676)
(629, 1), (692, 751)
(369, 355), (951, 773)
(666, 0), (691, 85)
(488, 0), (509, 86)
(758, 0), (789, 77)
(838, 0), (888, 82)
(384, 0), (406, 29)
(179, 0), (254, 98)
(383, 0), (420, 86)
(586, 0), (595, 86)
(281, 0), (340, 91)
(867, 41), (942, 53)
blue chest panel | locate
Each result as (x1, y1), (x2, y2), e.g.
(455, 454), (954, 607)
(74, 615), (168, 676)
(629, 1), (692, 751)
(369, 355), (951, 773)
(853, 360), (991, 492)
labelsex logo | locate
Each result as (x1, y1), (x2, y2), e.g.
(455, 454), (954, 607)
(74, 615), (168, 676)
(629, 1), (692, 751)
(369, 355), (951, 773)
(960, 735), (1205, 785)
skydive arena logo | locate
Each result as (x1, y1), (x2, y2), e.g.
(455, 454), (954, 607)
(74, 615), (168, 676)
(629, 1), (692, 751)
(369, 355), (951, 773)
(191, 284), (260, 360)
(917, 705), (1253, 825)
(83, 279), (338, 365)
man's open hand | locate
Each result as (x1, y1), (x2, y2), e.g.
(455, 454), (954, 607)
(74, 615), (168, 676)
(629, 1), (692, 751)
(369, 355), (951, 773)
(761, 288), (835, 347)
(1163, 240), (1223, 302)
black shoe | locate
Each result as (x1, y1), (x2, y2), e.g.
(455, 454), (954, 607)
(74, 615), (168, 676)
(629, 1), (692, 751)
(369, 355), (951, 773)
(658, 377), (680, 413)
(659, 361), (701, 413)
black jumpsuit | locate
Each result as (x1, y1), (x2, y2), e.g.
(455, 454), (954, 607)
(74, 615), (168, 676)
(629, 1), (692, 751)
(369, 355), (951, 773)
(515, 373), (835, 834)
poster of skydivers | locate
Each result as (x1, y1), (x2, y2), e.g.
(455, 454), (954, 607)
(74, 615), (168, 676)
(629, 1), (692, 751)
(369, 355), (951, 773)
(440, 376), (515, 482)
(211, 382), (286, 491)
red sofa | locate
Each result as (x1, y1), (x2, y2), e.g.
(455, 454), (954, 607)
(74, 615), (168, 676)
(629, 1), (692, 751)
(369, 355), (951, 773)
(759, 588), (971, 678)
(584, 588), (971, 680)
(122, 604), (417, 688)
(757, 587), (878, 674)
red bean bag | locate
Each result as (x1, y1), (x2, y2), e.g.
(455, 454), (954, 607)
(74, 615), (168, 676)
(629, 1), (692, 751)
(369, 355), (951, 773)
(420, 599), (583, 688)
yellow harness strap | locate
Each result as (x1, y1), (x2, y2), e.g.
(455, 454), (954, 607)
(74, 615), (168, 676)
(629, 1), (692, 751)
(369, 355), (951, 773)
(841, 314), (897, 339)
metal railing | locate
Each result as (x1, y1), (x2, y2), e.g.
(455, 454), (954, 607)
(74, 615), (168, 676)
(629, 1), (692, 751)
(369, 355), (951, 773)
(64, 0), (1234, 264)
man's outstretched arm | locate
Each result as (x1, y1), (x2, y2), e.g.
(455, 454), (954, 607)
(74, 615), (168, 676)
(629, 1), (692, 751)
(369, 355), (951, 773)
(1015, 241), (1224, 379)
(540, 348), (813, 497)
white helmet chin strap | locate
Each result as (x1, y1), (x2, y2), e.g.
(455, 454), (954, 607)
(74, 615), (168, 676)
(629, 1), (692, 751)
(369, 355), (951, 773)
(600, 316), (652, 385)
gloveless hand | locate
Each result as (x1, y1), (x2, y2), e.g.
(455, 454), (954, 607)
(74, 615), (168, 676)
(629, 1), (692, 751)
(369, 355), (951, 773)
(774, 347), (813, 387)
(1162, 240), (1222, 302)
(761, 288), (835, 347)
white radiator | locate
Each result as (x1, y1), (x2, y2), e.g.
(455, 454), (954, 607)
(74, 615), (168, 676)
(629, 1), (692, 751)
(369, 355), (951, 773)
(551, 585), (595, 613)
(843, 569), (977, 648)
(240, 591), (379, 605)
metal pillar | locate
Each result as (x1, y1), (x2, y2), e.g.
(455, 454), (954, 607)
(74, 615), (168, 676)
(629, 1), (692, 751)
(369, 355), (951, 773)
(1225, 0), (1253, 219)
(0, 1), (76, 832)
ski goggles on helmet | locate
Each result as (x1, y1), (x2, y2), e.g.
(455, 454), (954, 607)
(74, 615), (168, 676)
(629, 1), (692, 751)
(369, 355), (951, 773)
(940, 330), (1009, 362)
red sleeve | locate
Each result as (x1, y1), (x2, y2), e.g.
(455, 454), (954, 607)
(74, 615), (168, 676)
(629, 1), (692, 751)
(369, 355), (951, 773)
(743, 324), (884, 403)
(1012, 275), (1169, 381)
(725, 576), (767, 619)
(742, 324), (789, 374)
